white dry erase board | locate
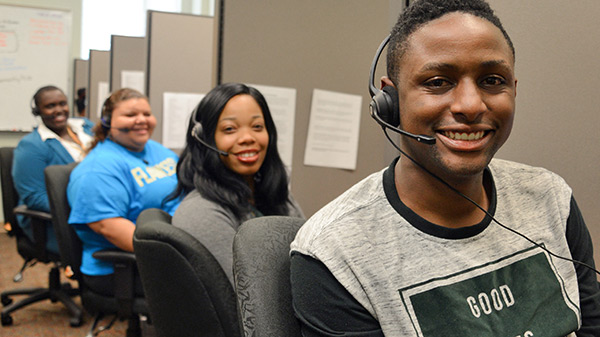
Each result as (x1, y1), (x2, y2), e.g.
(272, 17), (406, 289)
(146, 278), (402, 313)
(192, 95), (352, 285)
(0, 4), (71, 131)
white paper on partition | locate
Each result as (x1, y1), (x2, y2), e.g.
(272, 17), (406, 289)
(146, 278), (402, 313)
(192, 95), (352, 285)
(121, 70), (145, 94)
(96, 81), (109, 119)
(162, 92), (205, 149)
(248, 84), (297, 170)
(304, 89), (362, 170)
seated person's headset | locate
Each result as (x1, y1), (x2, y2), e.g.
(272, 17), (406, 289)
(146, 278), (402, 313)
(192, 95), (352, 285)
(31, 97), (40, 116)
(190, 106), (228, 156)
(368, 35), (435, 145)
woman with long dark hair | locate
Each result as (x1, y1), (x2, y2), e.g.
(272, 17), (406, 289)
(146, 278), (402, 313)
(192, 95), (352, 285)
(171, 82), (303, 283)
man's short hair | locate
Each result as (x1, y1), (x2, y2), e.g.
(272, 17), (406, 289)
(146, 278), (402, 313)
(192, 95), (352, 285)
(386, 0), (515, 85)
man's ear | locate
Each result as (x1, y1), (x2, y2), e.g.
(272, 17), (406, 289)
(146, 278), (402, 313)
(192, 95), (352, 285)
(380, 76), (395, 89)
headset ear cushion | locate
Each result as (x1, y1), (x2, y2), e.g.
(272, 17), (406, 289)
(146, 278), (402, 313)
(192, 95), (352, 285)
(31, 98), (39, 116)
(100, 116), (111, 129)
(193, 122), (203, 139)
(379, 86), (399, 127)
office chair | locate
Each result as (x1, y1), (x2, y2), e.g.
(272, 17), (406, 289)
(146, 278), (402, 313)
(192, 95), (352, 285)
(232, 216), (305, 337)
(133, 208), (241, 337)
(44, 163), (147, 337)
(0, 147), (82, 327)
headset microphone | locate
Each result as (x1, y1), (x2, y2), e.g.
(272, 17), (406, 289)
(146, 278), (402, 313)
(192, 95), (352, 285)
(100, 113), (135, 134)
(190, 107), (229, 156)
(100, 114), (111, 129)
(368, 35), (436, 145)
(101, 116), (132, 133)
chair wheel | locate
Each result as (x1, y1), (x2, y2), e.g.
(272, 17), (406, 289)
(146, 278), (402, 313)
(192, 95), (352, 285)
(70, 315), (83, 327)
(1, 313), (13, 326)
(1, 295), (12, 306)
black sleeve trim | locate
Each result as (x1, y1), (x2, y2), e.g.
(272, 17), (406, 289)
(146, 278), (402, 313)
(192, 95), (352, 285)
(290, 252), (384, 337)
(565, 196), (600, 336)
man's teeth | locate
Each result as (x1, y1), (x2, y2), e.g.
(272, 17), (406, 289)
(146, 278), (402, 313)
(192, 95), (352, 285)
(238, 152), (257, 158)
(444, 131), (485, 141)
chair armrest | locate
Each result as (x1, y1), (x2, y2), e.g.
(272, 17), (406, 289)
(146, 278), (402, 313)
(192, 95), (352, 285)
(14, 204), (52, 260)
(92, 249), (138, 317)
(13, 204), (52, 221)
(92, 249), (137, 264)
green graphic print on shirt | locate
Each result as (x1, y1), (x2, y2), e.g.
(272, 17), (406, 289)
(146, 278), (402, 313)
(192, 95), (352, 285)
(400, 246), (579, 337)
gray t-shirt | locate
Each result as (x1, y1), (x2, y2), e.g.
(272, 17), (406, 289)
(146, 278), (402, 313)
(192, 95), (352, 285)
(291, 158), (581, 336)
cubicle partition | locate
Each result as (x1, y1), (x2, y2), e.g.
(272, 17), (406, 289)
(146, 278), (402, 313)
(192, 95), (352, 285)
(110, 35), (147, 94)
(72, 58), (89, 117)
(87, 50), (110, 125)
(146, 11), (218, 145)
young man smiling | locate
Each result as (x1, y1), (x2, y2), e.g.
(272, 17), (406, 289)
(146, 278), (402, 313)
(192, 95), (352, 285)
(290, 0), (600, 336)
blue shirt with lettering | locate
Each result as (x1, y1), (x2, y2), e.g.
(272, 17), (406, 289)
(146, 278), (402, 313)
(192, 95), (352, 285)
(68, 138), (181, 275)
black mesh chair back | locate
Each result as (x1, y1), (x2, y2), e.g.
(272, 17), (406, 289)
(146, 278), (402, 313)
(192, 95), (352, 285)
(0, 147), (19, 237)
(134, 208), (241, 337)
(45, 163), (146, 336)
(232, 216), (305, 337)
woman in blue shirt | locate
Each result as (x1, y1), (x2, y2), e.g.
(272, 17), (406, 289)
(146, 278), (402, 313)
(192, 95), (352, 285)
(67, 88), (180, 295)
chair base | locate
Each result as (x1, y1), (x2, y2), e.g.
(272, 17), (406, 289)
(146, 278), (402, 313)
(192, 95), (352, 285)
(0, 265), (83, 327)
(87, 313), (141, 337)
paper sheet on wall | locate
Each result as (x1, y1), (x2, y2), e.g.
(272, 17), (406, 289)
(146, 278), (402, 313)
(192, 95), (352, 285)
(304, 89), (362, 170)
(121, 70), (145, 94)
(248, 84), (297, 170)
(96, 81), (109, 119)
(162, 92), (205, 149)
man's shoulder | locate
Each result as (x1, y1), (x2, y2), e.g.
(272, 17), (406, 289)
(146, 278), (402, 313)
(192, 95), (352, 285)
(292, 167), (388, 254)
(490, 158), (571, 202)
(490, 158), (567, 185)
(313, 167), (386, 219)
(490, 158), (549, 172)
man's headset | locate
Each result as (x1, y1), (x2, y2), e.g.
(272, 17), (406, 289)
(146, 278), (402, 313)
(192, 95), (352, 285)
(190, 105), (229, 156)
(368, 35), (600, 276)
(368, 35), (436, 145)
